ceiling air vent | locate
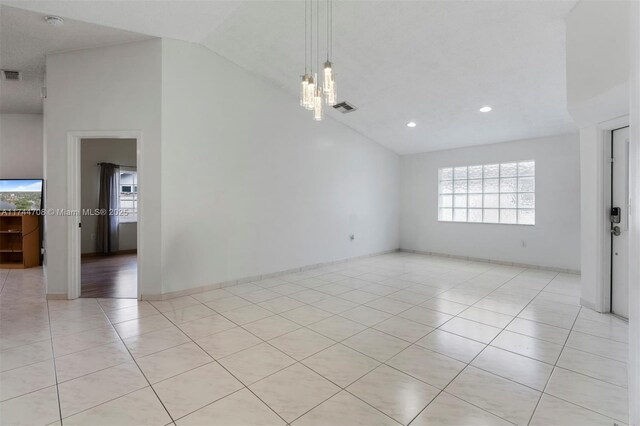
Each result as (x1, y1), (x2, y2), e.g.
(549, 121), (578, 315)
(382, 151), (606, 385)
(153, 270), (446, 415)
(1, 70), (21, 81)
(333, 101), (357, 114)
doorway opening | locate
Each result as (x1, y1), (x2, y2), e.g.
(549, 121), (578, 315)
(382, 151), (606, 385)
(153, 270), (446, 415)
(79, 138), (138, 298)
(66, 131), (143, 300)
(608, 126), (630, 319)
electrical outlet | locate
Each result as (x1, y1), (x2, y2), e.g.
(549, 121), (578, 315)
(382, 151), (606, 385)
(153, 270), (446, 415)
(91, 233), (96, 241)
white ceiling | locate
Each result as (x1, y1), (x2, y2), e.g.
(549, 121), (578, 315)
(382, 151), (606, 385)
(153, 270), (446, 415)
(1, 1), (578, 154)
(0, 5), (151, 114)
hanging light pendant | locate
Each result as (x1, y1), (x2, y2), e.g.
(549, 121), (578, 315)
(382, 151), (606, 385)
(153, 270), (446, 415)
(323, 61), (336, 106)
(313, 78), (323, 121)
(300, 0), (313, 110)
(300, 0), (335, 121)
(323, 0), (336, 106)
(300, 75), (309, 107)
(305, 75), (315, 110)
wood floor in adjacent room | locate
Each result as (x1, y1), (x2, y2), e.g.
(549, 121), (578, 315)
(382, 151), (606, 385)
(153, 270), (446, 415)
(81, 253), (137, 298)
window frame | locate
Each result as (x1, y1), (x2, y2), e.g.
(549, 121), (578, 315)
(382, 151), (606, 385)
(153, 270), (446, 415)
(437, 160), (535, 226)
(118, 167), (138, 223)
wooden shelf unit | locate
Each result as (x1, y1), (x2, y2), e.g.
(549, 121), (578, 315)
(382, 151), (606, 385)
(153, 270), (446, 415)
(0, 213), (40, 269)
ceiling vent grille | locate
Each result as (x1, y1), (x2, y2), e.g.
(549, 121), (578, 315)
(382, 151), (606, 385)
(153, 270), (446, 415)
(1, 70), (21, 81)
(333, 101), (357, 114)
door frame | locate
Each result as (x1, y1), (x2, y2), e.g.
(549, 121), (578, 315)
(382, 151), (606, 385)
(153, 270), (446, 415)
(608, 125), (631, 317)
(66, 130), (144, 299)
(598, 116), (629, 313)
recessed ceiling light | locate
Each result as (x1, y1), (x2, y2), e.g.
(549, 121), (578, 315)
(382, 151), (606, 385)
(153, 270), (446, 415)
(44, 16), (64, 26)
(479, 106), (492, 112)
(407, 121), (417, 128)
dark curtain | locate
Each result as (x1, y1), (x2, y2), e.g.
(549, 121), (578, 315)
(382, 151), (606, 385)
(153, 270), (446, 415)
(96, 163), (120, 254)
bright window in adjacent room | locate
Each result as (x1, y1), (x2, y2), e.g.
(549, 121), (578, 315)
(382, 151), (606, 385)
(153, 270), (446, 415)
(119, 168), (138, 223)
(438, 161), (535, 225)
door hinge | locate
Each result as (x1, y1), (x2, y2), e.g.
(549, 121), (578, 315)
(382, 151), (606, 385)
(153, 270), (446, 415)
(608, 157), (615, 163)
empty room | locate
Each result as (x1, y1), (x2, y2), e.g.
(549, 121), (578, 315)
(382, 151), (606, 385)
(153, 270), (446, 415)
(0, 1), (639, 425)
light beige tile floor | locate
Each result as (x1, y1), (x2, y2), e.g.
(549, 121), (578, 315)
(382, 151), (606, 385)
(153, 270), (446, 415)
(0, 253), (630, 425)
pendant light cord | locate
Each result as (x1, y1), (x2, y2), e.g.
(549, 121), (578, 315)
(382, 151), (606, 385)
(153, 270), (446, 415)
(326, 0), (329, 61)
(304, 0), (307, 74)
(316, 0), (319, 76)
(310, 0), (313, 75)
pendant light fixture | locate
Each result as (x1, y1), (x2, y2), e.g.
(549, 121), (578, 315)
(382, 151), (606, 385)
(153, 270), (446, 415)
(305, 1), (316, 111)
(300, 0), (312, 109)
(323, 0), (336, 106)
(313, 0), (323, 120)
(305, 75), (315, 110)
(300, 0), (336, 121)
(313, 86), (323, 121)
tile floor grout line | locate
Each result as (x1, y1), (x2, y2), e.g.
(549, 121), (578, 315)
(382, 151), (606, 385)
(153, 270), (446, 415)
(147, 276), (444, 425)
(163, 259), (546, 424)
(95, 301), (178, 424)
(2, 256), (625, 425)
(0, 382), (60, 405)
(155, 318), (291, 425)
(168, 386), (251, 424)
(402, 268), (560, 425)
(562, 325), (630, 345)
(526, 304), (582, 425)
(48, 334), (219, 388)
(0, 353), (60, 375)
(292, 263), (535, 425)
(119, 336), (194, 360)
(290, 385), (396, 426)
(441, 271), (561, 417)
(456, 273), (560, 421)
(44, 292), (65, 426)
(415, 326), (563, 367)
(55, 380), (162, 423)
(552, 363), (629, 390)
(529, 375), (627, 423)
(531, 391), (626, 425)
(147, 296), (296, 425)
(558, 338), (628, 364)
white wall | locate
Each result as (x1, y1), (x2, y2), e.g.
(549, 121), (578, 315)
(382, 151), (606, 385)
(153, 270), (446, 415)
(44, 39), (162, 296)
(0, 113), (43, 178)
(565, 1), (632, 313)
(578, 124), (610, 310)
(566, 0), (630, 127)
(44, 38), (399, 298)
(400, 134), (580, 271)
(80, 138), (137, 254)
(160, 39), (399, 294)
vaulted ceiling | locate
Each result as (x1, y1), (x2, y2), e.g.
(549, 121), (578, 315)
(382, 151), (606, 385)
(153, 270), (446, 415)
(1, 1), (578, 154)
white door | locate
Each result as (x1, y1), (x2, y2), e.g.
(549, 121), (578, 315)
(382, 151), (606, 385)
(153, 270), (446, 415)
(611, 126), (630, 319)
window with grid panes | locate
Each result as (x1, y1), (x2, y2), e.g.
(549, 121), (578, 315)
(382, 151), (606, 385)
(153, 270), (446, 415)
(438, 161), (535, 225)
(119, 169), (138, 223)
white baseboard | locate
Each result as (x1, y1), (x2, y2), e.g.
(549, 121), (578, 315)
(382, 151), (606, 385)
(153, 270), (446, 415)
(50, 247), (580, 301)
(140, 248), (401, 301)
(399, 248), (581, 275)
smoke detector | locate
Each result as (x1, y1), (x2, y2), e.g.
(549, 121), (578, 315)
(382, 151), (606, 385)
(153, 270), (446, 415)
(44, 15), (64, 26)
(332, 101), (358, 114)
(1, 70), (21, 81)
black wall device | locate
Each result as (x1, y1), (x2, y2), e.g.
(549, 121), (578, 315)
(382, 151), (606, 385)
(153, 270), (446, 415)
(610, 207), (621, 224)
